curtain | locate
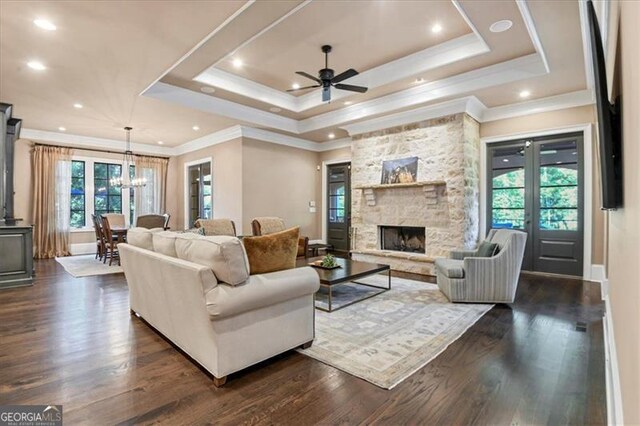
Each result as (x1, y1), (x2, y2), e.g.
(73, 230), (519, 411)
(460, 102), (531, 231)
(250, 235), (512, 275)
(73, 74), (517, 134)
(134, 156), (168, 219)
(32, 145), (73, 258)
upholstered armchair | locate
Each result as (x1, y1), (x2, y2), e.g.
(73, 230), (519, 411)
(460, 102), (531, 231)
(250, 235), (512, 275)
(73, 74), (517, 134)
(194, 218), (237, 236)
(136, 214), (170, 230)
(251, 217), (309, 259)
(435, 229), (527, 303)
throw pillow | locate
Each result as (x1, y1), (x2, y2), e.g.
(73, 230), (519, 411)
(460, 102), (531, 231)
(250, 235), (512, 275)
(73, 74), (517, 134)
(476, 240), (499, 257)
(175, 235), (250, 286)
(242, 227), (300, 275)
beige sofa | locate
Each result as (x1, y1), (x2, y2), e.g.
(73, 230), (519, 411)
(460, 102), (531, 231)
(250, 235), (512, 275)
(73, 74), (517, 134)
(119, 228), (320, 386)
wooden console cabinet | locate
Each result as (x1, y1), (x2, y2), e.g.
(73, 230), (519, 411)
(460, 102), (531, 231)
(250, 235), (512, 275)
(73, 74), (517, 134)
(0, 225), (34, 288)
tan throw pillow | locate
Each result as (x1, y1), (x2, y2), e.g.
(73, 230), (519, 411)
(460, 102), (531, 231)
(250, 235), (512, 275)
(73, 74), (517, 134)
(243, 227), (300, 275)
(175, 235), (250, 286)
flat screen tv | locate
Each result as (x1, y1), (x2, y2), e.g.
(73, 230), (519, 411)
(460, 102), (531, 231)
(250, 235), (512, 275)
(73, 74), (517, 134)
(587, 0), (622, 210)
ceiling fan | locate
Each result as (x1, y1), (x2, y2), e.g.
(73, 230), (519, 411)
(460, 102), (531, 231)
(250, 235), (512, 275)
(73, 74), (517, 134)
(287, 45), (368, 102)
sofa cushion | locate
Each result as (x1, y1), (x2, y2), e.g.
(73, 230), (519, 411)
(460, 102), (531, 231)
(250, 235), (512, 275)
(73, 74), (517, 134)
(175, 235), (250, 286)
(435, 258), (465, 279)
(153, 231), (180, 257)
(242, 227), (299, 275)
(127, 227), (163, 251)
(205, 266), (320, 319)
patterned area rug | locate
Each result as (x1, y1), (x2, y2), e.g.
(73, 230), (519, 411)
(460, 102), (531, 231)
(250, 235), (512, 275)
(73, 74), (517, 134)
(56, 255), (123, 277)
(299, 275), (493, 389)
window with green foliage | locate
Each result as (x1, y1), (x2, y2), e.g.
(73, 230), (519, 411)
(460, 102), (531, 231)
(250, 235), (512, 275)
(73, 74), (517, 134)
(491, 168), (525, 229)
(94, 162), (122, 217)
(70, 160), (85, 228)
(539, 165), (578, 231)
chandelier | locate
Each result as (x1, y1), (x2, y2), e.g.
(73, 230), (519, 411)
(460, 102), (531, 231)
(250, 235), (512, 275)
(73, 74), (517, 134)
(110, 126), (146, 189)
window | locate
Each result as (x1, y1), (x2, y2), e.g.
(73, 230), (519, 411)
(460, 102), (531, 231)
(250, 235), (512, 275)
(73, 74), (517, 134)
(187, 161), (212, 228)
(70, 160), (85, 228)
(94, 162), (123, 217)
(491, 146), (525, 230)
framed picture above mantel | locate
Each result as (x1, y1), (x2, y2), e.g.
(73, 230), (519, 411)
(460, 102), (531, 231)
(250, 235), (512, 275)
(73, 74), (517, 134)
(381, 156), (418, 184)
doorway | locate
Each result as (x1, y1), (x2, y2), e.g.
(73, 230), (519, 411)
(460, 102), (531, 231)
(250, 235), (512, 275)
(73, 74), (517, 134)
(326, 162), (351, 253)
(185, 160), (212, 228)
(487, 133), (584, 276)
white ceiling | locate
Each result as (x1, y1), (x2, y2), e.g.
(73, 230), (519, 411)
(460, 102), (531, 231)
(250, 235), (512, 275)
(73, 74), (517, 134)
(0, 0), (594, 152)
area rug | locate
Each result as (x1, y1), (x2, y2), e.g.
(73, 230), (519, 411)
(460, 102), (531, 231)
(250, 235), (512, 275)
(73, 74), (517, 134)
(298, 275), (493, 389)
(56, 255), (123, 277)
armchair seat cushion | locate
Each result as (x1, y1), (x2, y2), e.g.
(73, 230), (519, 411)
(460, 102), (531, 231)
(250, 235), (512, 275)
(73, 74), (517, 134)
(435, 258), (465, 279)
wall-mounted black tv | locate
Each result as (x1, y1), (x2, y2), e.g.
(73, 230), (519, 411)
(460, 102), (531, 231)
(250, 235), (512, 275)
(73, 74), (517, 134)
(587, 0), (622, 210)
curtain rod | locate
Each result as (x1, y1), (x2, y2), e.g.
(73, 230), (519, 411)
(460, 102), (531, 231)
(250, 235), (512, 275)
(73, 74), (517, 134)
(33, 142), (170, 160)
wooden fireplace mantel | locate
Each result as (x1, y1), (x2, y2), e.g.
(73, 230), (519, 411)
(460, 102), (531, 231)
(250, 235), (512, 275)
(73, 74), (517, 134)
(354, 180), (446, 206)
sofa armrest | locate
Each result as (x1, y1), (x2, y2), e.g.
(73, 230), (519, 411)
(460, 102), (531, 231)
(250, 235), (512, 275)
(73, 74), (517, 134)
(450, 248), (478, 260)
(205, 266), (320, 319)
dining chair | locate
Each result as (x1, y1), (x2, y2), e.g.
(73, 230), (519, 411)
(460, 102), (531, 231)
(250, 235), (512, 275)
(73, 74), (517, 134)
(91, 214), (105, 260)
(100, 215), (120, 266)
(136, 214), (167, 229)
(103, 213), (126, 228)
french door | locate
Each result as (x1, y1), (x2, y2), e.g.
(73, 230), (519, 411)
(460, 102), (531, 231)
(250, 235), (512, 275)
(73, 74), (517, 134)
(326, 162), (351, 252)
(487, 133), (584, 276)
(187, 161), (212, 228)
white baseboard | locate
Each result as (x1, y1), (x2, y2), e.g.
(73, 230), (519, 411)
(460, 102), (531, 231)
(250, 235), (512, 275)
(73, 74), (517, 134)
(591, 264), (607, 283)
(69, 242), (96, 255)
(603, 286), (624, 425)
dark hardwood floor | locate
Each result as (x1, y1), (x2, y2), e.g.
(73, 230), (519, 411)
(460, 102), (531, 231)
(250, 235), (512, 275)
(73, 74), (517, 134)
(0, 260), (606, 425)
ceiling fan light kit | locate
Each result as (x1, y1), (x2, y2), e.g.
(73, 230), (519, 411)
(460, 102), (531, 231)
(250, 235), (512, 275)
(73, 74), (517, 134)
(288, 45), (368, 102)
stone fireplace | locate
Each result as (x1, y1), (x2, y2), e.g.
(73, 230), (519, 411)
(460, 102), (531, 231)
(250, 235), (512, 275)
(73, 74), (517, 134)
(350, 113), (480, 275)
(380, 226), (425, 253)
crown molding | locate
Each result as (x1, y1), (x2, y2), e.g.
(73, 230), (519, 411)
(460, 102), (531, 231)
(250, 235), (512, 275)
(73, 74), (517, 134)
(194, 33), (489, 112)
(19, 128), (173, 156)
(299, 53), (547, 133)
(341, 89), (594, 136)
(516, 0), (550, 73)
(172, 125), (243, 155)
(341, 97), (485, 136)
(144, 81), (299, 133)
(578, 0), (596, 92)
(481, 89), (594, 122)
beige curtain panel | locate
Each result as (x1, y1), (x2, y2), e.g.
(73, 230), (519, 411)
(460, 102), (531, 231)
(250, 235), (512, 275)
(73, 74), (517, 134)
(134, 156), (168, 220)
(32, 145), (73, 259)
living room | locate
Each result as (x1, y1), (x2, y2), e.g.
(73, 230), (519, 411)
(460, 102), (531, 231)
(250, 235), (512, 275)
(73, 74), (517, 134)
(0, 0), (638, 424)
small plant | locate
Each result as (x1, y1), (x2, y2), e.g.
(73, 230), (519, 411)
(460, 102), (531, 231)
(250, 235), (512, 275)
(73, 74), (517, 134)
(320, 253), (338, 268)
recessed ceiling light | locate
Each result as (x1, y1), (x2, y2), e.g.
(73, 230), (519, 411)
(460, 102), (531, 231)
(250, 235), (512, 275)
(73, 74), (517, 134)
(415, 77), (425, 84)
(73, 103), (83, 109)
(269, 107), (282, 113)
(157, 141), (164, 145)
(519, 90), (531, 99)
(502, 158), (510, 163)
(232, 58), (243, 68)
(192, 125), (200, 131)
(200, 86), (216, 94)
(58, 126), (66, 132)
(27, 60), (46, 70)
(33, 19), (56, 31)
(291, 83), (300, 90)
(490, 20), (513, 33)
(328, 133), (335, 139)
(343, 101), (353, 105)
(431, 24), (443, 34)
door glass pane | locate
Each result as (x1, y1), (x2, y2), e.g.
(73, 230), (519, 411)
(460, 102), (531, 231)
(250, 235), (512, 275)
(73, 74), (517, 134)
(539, 140), (578, 231)
(491, 145), (525, 229)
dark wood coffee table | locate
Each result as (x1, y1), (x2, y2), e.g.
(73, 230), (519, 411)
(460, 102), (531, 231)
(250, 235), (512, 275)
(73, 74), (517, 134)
(297, 256), (391, 312)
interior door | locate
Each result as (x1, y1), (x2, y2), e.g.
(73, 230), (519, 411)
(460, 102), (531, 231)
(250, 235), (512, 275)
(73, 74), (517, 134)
(326, 163), (351, 252)
(488, 133), (584, 276)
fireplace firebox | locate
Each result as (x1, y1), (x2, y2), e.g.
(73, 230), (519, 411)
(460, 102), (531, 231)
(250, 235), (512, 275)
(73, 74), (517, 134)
(380, 226), (426, 253)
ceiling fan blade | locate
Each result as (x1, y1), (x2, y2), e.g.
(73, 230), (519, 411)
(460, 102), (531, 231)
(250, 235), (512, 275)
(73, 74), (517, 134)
(334, 83), (368, 93)
(331, 68), (358, 84)
(286, 84), (321, 92)
(295, 71), (321, 83)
